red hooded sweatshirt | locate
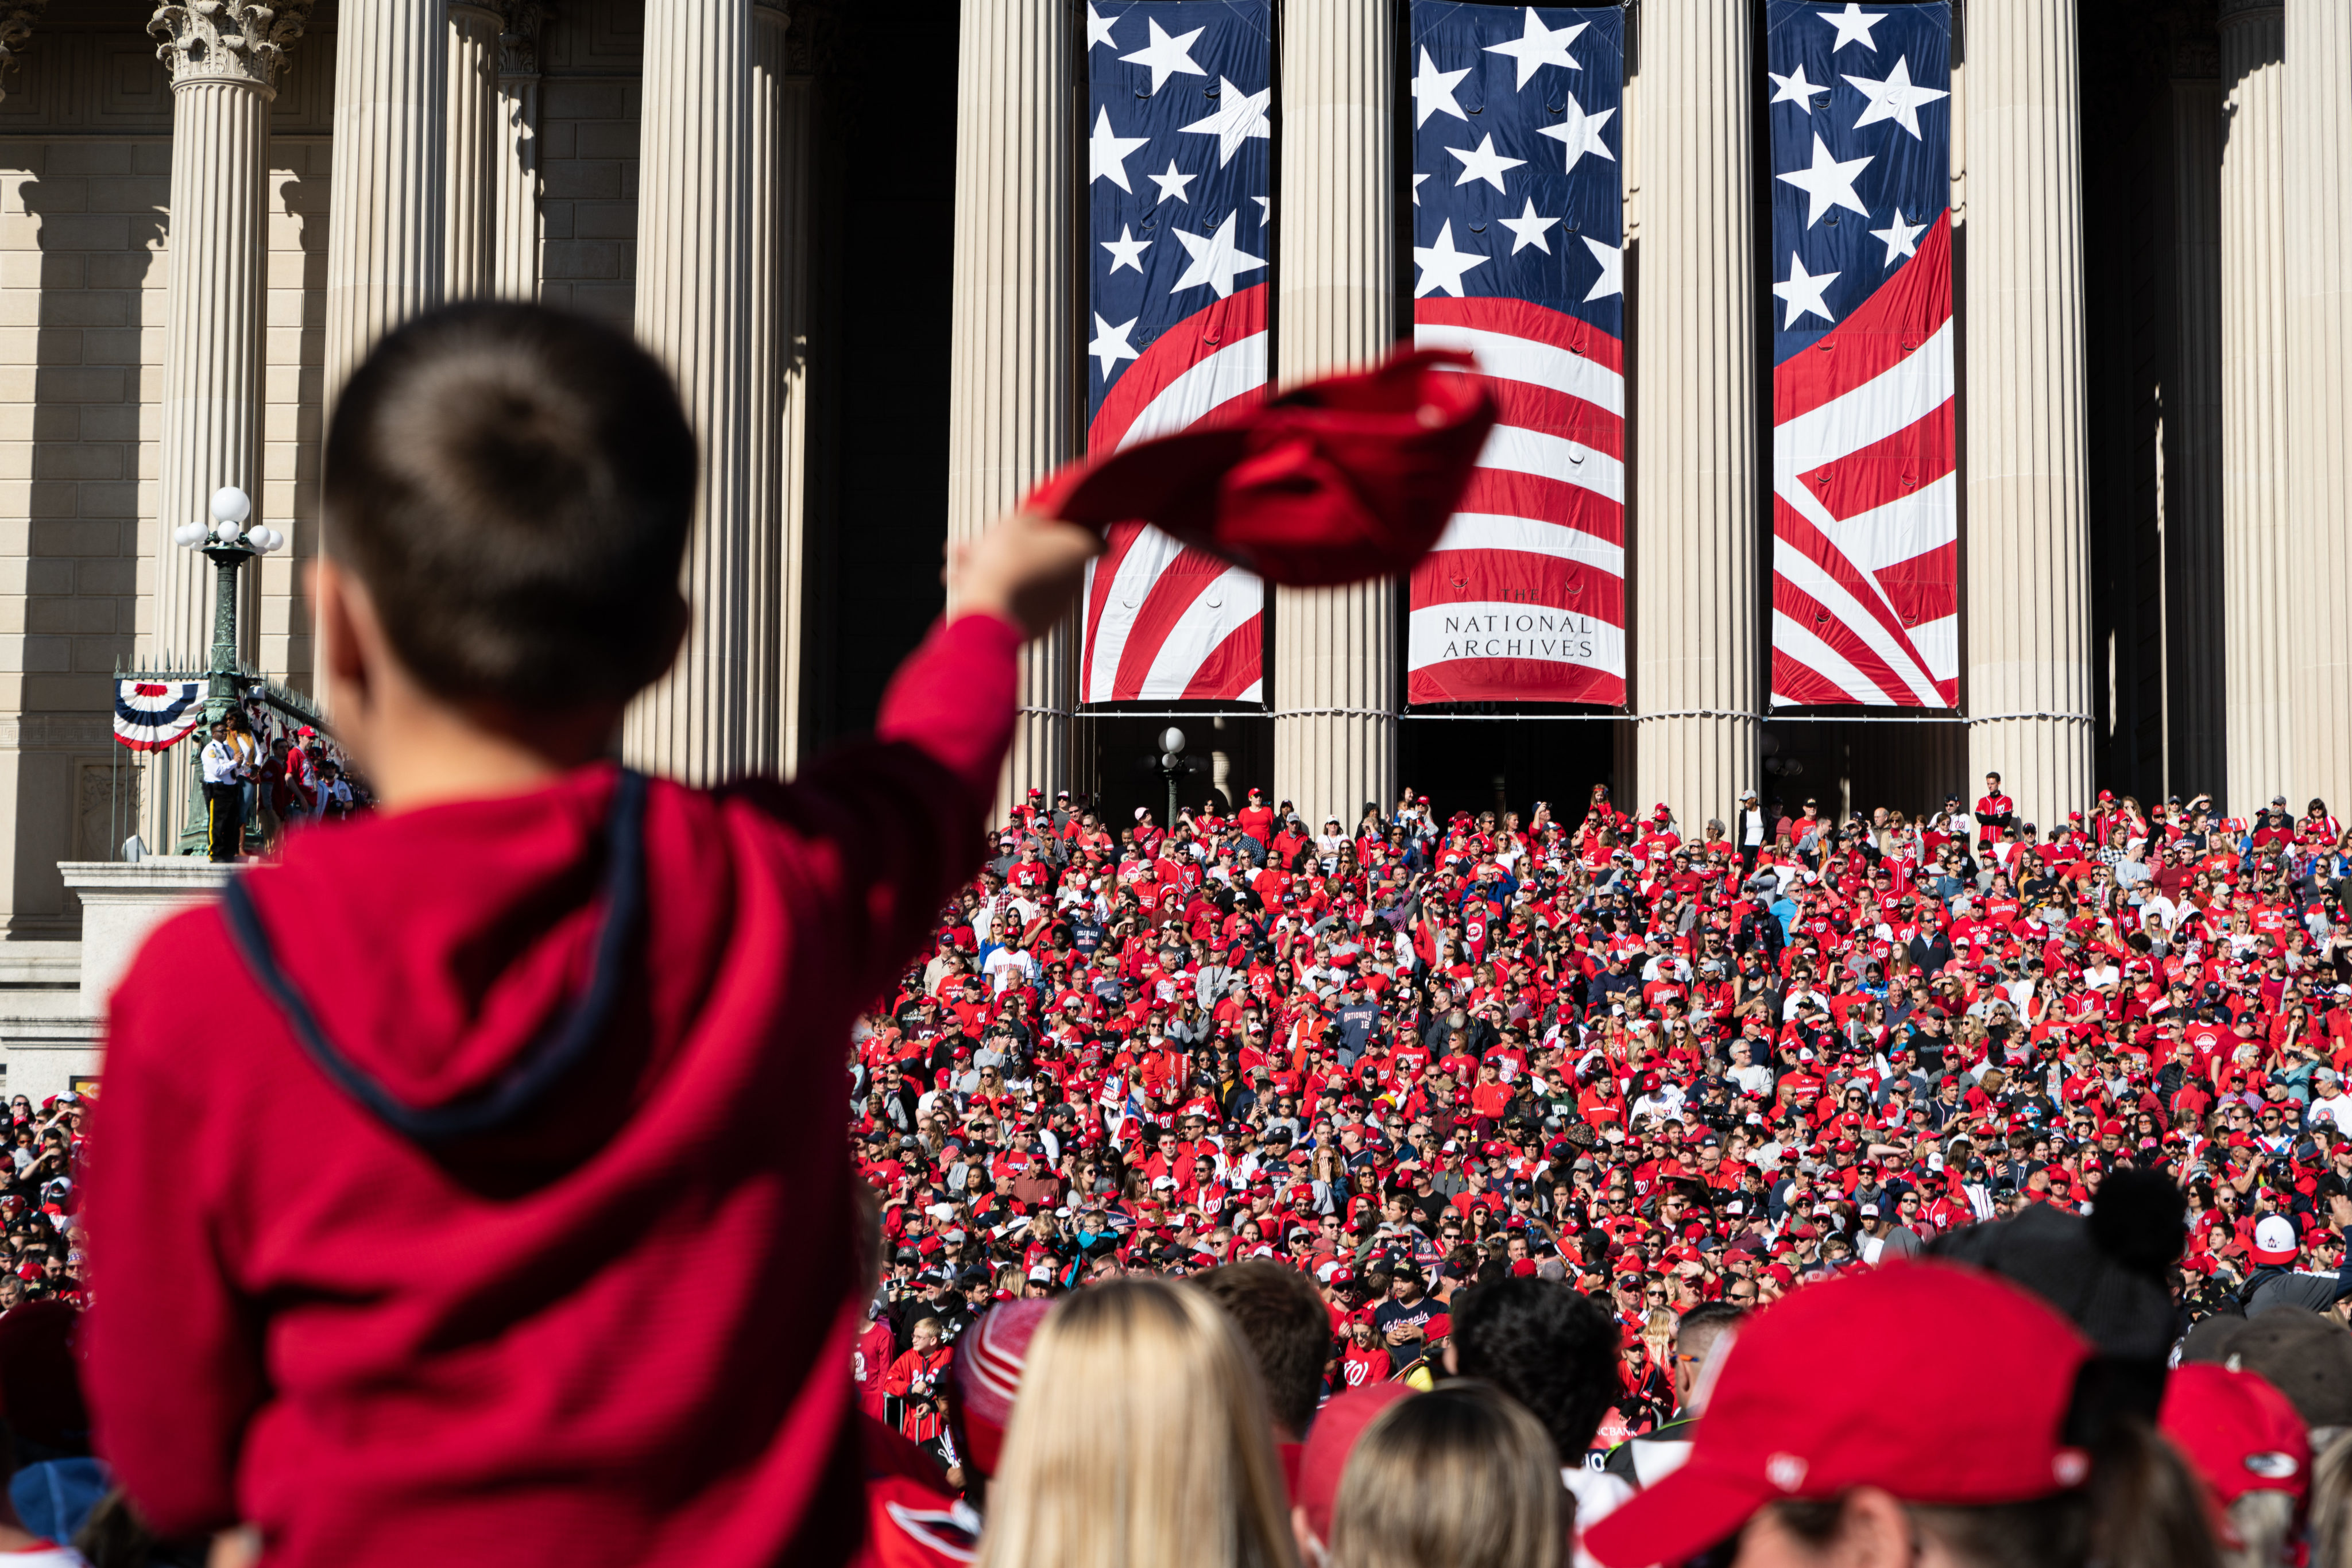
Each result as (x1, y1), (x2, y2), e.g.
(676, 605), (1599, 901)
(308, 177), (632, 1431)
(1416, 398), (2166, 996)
(82, 612), (1026, 1568)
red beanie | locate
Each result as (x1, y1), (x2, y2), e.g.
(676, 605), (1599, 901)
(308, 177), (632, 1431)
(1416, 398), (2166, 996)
(950, 1298), (1052, 1479)
(1024, 347), (1496, 587)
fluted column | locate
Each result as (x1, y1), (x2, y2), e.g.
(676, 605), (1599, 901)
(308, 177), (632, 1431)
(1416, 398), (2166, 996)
(149, 2), (310, 661)
(744, 0), (790, 771)
(624, 0), (782, 783)
(322, 0), (444, 425)
(2286, 0), (2352, 815)
(1962, 0), (2094, 833)
(1631, 0), (1757, 834)
(443, 2), (500, 297)
(2218, 0), (2288, 814)
(492, 1), (546, 299)
(1272, 0), (1397, 830)
(2168, 43), (2225, 798)
(776, 63), (815, 772)
(148, 1), (311, 847)
(945, 0), (1073, 808)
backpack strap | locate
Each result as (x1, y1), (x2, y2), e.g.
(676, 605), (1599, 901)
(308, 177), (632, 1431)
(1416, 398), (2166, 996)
(220, 768), (650, 1144)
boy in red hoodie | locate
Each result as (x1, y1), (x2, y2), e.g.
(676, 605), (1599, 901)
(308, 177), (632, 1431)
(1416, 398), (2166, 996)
(79, 303), (1097, 1568)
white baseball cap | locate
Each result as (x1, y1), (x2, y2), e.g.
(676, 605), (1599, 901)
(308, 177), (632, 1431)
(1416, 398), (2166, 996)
(2253, 1214), (2300, 1266)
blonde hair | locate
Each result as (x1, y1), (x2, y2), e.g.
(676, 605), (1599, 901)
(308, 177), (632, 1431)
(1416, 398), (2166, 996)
(2218, 1491), (2296, 1568)
(976, 1278), (1297, 1568)
(2310, 1430), (2352, 1568)
(1329, 1381), (1564, 1568)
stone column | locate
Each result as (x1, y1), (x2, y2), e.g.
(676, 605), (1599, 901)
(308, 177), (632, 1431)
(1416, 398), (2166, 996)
(624, 0), (782, 783)
(2218, 0), (2288, 814)
(443, 1), (501, 298)
(147, 1), (312, 847)
(492, 1), (547, 299)
(322, 0), (445, 422)
(2286, 0), (2352, 814)
(1272, 0), (1397, 830)
(944, 0), (1073, 808)
(775, 62), (816, 772)
(148, 1), (311, 663)
(744, 0), (790, 771)
(2167, 41), (2225, 798)
(1962, 0), (2094, 833)
(1631, 0), (1757, 834)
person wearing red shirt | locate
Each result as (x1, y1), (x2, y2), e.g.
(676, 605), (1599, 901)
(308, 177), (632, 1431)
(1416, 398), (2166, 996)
(1237, 787), (1276, 850)
(1469, 1060), (1513, 1121)
(1975, 772), (2016, 848)
(1339, 1315), (1394, 1387)
(853, 1311), (898, 1422)
(1005, 840), (1051, 893)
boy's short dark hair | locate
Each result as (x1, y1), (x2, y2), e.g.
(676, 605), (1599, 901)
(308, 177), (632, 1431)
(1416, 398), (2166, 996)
(323, 301), (695, 710)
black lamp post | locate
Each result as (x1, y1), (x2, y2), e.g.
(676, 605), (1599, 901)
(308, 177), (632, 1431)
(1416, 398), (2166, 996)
(1154, 726), (1194, 831)
(170, 485), (286, 848)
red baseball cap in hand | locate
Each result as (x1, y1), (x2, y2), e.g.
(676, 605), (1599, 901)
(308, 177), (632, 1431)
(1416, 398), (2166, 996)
(1023, 347), (1497, 586)
(1583, 1262), (2095, 1568)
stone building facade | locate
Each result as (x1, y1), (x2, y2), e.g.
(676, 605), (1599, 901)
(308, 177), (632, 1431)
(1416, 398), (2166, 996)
(0, 0), (2342, 940)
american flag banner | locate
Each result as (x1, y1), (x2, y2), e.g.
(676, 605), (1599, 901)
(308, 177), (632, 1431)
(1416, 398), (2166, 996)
(1767, 1), (1956, 708)
(1081, 1), (1272, 705)
(1407, 3), (1625, 707)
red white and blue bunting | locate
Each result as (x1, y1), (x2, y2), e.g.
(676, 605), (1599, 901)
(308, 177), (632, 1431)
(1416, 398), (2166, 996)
(113, 679), (206, 752)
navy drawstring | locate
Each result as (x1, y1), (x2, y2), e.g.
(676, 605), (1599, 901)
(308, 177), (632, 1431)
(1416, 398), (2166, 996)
(220, 769), (649, 1144)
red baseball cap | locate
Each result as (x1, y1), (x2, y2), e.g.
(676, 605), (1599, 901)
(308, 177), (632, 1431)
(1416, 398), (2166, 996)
(1584, 1263), (2094, 1568)
(2160, 1363), (2308, 1519)
(1023, 347), (1496, 586)
(1297, 1383), (1414, 1547)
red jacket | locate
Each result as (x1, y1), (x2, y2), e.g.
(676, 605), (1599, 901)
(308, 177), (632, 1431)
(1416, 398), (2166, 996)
(882, 1345), (955, 1444)
(82, 613), (1025, 1568)
(854, 1318), (899, 1421)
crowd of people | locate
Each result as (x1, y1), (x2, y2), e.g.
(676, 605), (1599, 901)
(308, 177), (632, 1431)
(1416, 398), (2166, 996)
(189, 694), (366, 862)
(848, 769), (2352, 1567)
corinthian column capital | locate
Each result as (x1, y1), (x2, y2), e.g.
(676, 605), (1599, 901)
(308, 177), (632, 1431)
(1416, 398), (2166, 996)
(494, 0), (548, 78)
(149, 0), (314, 93)
(0, 2), (45, 91)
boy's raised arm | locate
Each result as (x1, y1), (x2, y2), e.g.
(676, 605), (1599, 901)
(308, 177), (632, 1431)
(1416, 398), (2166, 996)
(743, 513), (1099, 1006)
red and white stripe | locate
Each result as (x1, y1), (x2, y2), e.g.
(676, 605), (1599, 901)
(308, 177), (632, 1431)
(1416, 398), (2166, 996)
(1770, 213), (1958, 708)
(1407, 297), (1626, 704)
(1079, 285), (1268, 703)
